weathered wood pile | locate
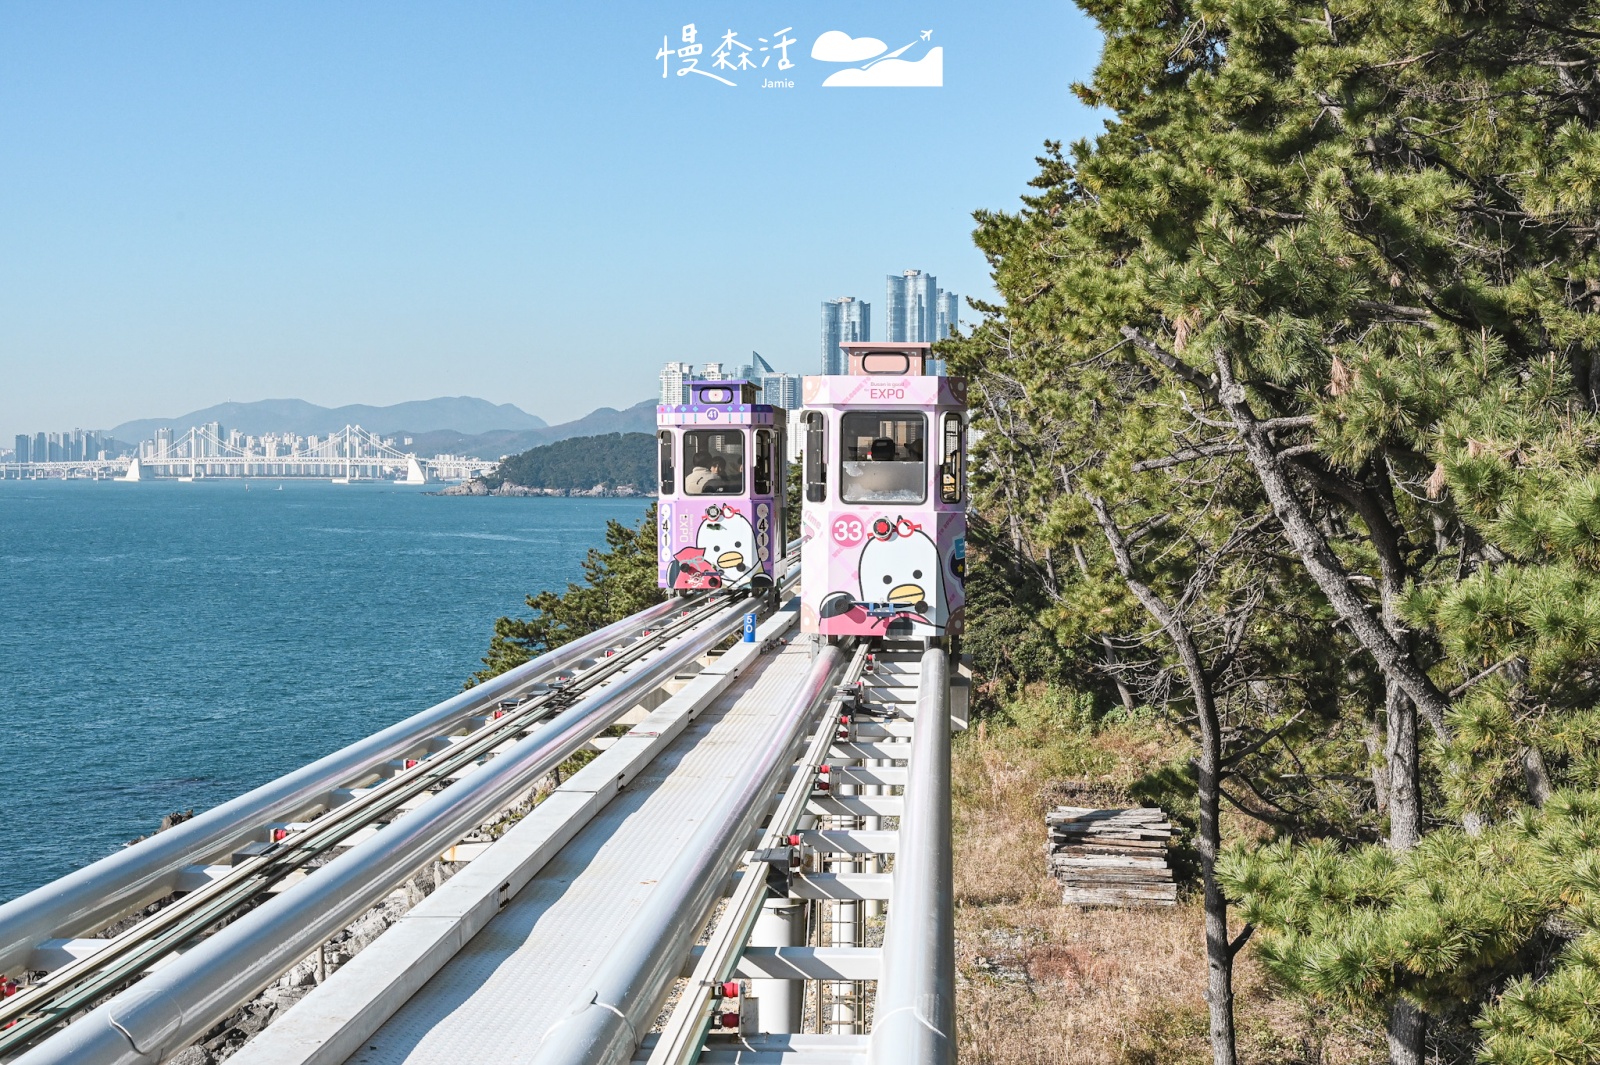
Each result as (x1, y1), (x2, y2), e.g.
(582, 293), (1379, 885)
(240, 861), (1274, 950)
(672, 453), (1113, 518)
(1046, 806), (1176, 907)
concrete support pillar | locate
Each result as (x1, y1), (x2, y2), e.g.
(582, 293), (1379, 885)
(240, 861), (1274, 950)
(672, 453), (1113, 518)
(751, 898), (805, 1033)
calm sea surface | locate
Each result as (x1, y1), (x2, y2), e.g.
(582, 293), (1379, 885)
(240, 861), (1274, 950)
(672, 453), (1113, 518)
(0, 479), (650, 903)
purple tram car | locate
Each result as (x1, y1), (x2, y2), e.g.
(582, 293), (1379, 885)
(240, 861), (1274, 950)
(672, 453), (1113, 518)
(656, 380), (788, 594)
(799, 342), (967, 642)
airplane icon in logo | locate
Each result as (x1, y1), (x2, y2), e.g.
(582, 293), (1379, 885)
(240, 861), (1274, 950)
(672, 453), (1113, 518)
(920, 30), (932, 40)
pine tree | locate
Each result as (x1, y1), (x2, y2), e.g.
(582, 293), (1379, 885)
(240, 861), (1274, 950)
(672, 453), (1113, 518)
(944, 0), (1600, 1058)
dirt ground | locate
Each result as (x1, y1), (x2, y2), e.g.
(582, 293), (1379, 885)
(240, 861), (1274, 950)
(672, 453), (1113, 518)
(950, 697), (1385, 1065)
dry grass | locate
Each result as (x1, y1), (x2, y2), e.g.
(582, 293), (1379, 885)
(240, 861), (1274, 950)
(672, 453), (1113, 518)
(952, 695), (1384, 1065)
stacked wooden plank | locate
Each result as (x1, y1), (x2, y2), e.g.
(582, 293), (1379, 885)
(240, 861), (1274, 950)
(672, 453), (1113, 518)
(1047, 806), (1176, 907)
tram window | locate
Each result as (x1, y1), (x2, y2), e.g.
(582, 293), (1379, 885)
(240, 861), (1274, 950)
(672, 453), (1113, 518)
(803, 412), (827, 503)
(658, 431), (675, 496)
(754, 429), (773, 495)
(860, 352), (911, 375)
(682, 430), (745, 495)
(840, 411), (927, 505)
(940, 413), (964, 504)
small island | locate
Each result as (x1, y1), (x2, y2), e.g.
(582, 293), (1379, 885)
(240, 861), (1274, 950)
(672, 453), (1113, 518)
(433, 432), (653, 498)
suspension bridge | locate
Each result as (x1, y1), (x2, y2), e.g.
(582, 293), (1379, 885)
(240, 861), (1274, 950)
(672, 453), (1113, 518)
(0, 426), (496, 483)
(0, 556), (965, 1065)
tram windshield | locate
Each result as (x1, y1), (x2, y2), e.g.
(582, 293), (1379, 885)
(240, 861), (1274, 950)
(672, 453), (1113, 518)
(839, 411), (927, 504)
(683, 430), (745, 495)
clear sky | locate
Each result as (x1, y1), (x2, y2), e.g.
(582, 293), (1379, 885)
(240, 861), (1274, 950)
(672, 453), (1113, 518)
(0, 2), (1106, 436)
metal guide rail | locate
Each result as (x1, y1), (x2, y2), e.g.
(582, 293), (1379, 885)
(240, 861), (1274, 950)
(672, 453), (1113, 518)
(0, 575), (781, 1063)
(642, 643), (959, 1065)
(225, 638), (958, 1065)
(224, 597), (836, 1065)
(0, 552), (964, 1065)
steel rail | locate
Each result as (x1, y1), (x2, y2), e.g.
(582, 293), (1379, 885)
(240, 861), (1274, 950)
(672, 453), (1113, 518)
(647, 643), (873, 1065)
(0, 591), (749, 1057)
(12, 593), (760, 1065)
(0, 596), (690, 979)
(526, 640), (853, 1065)
(865, 645), (953, 1065)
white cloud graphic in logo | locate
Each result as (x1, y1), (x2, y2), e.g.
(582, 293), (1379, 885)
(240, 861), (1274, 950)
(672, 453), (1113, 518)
(810, 30), (888, 63)
(823, 46), (943, 87)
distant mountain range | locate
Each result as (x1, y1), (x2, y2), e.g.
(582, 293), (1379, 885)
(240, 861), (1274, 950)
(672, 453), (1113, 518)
(401, 401), (658, 459)
(108, 396), (549, 443)
(104, 396), (657, 459)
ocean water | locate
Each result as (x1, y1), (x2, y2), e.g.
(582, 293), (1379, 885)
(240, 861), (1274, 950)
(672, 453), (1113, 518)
(0, 479), (650, 903)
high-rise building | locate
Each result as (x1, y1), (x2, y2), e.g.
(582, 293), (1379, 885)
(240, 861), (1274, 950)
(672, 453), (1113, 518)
(764, 374), (803, 410)
(820, 297), (870, 375)
(660, 362), (694, 407)
(701, 362), (728, 381)
(937, 290), (959, 339)
(885, 270), (962, 344)
(34, 432), (47, 463)
(202, 421), (224, 457)
(743, 352), (797, 410)
(886, 270), (939, 343)
(155, 427), (174, 458)
(14, 435), (29, 464)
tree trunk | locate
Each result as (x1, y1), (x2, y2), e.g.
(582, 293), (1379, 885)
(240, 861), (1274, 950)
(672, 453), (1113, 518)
(1090, 495), (1238, 1065)
(1208, 351), (1454, 741)
(1199, 736), (1240, 1065)
(1522, 747), (1553, 807)
(1387, 999), (1425, 1065)
(1120, 328), (1456, 742)
(1367, 710), (1390, 814)
(1384, 682), (1422, 852)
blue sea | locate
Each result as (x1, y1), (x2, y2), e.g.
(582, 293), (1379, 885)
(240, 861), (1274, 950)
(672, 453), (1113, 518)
(0, 479), (651, 903)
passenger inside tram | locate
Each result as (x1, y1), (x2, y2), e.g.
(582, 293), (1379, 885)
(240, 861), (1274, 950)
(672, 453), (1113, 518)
(684, 430), (745, 495)
(841, 413), (927, 504)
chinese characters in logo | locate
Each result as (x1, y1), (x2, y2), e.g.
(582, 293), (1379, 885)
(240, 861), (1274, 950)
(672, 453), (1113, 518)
(656, 24), (800, 87)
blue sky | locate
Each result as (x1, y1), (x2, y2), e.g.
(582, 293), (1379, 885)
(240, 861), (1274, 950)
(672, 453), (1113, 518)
(0, 2), (1106, 435)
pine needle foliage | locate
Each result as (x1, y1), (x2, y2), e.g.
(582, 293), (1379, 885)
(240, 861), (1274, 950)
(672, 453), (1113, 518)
(941, 0), (1600, 1057)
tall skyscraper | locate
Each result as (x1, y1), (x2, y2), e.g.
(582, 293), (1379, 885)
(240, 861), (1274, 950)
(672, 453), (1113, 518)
(701, 362), (727, 381)
(886, 270), (960, 343)
(659, 362), (693, 407)
(14, 435), (29, 464)
(820, 297), (870, 375)
(937, 290), (960, 339)
(886, 270), (941, 342)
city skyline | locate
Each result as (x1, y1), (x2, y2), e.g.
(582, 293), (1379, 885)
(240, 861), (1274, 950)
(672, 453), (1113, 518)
(657, 353), (803, 411)
(0, 4), (1103, 434)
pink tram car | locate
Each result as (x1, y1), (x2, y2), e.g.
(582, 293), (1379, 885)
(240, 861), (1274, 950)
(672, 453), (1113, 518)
(799, 342), (967, 642)
(656, 380), (788, 594)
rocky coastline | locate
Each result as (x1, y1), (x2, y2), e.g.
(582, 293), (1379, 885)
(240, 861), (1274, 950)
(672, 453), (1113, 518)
(430, 479), (648, 498)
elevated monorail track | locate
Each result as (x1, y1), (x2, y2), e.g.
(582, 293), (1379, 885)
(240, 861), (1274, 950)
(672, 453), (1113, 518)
(1, 552), (962, 1065)
(0, 570), (789, 1061)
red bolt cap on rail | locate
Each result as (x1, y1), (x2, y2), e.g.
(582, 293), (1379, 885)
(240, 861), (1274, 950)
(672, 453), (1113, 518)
(719, 981), (740, 998)
(271, 828), (288, 842)
(787, 833), (802, 847)
(405, 759), (419, 769)
(720, 1012), (740, 1029)
(1, 977), (17, 997)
